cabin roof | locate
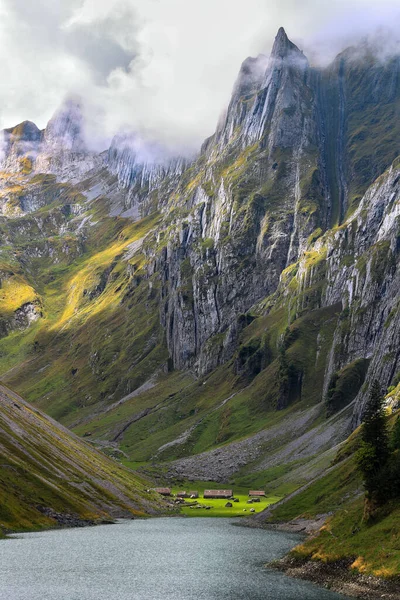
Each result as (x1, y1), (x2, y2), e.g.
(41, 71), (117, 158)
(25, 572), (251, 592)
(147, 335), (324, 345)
(204, 489), (233, 496)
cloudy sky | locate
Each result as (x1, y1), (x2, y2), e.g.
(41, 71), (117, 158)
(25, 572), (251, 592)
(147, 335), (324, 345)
(0, 0), (399, 153)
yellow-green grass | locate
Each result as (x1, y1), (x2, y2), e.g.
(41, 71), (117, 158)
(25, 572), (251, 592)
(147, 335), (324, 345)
(0, 211), (165, 425)
(0, 275), (38, 315)
(179, 494), (281, 518)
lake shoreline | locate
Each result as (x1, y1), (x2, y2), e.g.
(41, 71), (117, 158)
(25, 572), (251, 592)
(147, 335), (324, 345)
(270, 555), (400, 600)
(238, 516), (400, 600)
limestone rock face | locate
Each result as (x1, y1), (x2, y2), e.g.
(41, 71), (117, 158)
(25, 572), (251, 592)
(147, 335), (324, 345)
(148, 29), (400, 387)
(41, 96), (86, 153)
(306, 160), (400, 423)
(107, 133), (189, 217)
(1, 98), (101, 182)
(214, 27), (311, 151)
(152, 29), (327, 371)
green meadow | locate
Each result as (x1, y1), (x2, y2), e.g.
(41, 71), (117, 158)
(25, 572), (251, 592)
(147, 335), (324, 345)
(167, 483), (281, 518)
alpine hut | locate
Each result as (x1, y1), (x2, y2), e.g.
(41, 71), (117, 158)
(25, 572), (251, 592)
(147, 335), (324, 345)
(203, 489), (233, 499)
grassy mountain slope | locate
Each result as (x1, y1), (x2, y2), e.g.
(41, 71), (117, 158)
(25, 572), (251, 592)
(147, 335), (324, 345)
(0, 383), (164, 537)
(0, 173), (167, 425)
(258, 410), (400, 578)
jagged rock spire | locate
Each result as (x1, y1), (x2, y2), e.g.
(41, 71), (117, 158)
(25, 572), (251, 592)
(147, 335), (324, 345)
(33, 95), (100, 179)
(271, 27), (304, 59)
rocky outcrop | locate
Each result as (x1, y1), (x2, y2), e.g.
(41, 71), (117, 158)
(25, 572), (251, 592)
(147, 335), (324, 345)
(0, 121), (41, 173)
(35, 96), (101, 180)
(0, 302), (42, 339)
(12, 301), (41, 329)
(107, 133), (189, 216)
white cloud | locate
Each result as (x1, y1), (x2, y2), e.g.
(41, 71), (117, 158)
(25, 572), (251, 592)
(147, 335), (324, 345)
(0, 0), (399, 155)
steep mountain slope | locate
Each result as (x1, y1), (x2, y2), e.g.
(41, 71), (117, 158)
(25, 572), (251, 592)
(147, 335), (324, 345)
(251, 407), (400, 596)
(0, 27), (399, 492)
(0, 383), (164, 536)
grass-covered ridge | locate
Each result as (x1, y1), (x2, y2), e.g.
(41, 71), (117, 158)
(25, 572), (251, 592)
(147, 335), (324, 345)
(0, 383), (165, 536)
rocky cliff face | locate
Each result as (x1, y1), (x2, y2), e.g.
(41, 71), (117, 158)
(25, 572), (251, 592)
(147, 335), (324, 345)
(137, 29), (398, 386)
(107, 133), (188, 217)
(300, 159), (400, 423)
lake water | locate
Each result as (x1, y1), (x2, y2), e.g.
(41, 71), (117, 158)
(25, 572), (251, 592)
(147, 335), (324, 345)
(0, 517), (349, 600)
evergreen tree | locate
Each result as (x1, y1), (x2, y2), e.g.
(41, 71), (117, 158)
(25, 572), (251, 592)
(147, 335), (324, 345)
(356, 380), (389, 500)
(391, 415), (400, 451)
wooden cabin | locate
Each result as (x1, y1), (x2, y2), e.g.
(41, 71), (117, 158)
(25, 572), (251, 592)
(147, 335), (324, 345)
(204, 489), (233, 499)
(248, 490), (265, 497)
(189, 491), (199, 498)
(153, 487), (171, 496)
(177, 491), (188, 498)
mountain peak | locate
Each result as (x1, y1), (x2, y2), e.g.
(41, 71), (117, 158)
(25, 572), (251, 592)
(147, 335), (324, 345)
(43, 95), (86, 152)
(277, 26), (288, 39)
(271, 27), (303, 59)
(231, 54), (269, 99)
(3, 120), (41, 142)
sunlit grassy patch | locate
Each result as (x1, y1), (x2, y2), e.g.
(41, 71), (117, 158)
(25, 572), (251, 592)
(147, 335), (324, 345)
(166, 483), (281, 518)
(0, 275), (38, 315)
